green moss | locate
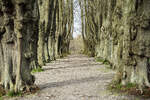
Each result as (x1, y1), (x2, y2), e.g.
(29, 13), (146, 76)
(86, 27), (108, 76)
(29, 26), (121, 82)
(96, 57), (105, 62)
(31, 67), (44, 73)
(148, 58), (150, 63)
(103, 60), (110, 65)
(95, 57), (111, 66)
(7, 91), (22, 97)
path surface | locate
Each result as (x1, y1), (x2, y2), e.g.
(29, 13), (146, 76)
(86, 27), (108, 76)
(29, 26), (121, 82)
(11, 54), (143, 100)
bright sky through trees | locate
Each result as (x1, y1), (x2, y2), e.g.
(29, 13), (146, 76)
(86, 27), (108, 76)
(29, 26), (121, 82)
(73, 0), (82, 38)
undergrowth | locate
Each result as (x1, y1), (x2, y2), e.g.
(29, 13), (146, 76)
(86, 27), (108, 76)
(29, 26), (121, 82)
(31, 67), (44, 73)
(96, 57), (111, 65)
(0, 91), (22, 100)
(7, 91), (22, 97)
(1, 85), (40, 99)
(108, 81), (150, 98)
(96, 57), (105, 62)
(108, 82), (137, 92)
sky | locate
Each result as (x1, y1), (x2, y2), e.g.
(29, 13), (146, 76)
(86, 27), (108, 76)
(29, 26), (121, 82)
(73, 0), (82, 38)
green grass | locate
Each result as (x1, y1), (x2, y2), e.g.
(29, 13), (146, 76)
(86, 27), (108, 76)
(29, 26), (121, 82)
(31, 67), (44, 73)
(0, 91), (22, 99)
(103, 60), (110, 65)
(125, 83), (137, 89)
(108, 82), (137, 92)
(96, 57), (110, 65)
(115, 83), (122, 90)
(96, 57), (105, 62)
(7, 91), (22, 97)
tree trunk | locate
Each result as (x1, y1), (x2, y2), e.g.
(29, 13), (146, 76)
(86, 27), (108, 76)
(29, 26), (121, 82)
(80, 0), (150, 89)
(0, 0), (36, 92)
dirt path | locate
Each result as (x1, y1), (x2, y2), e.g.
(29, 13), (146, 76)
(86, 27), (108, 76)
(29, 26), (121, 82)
(11, 54), (143, 100)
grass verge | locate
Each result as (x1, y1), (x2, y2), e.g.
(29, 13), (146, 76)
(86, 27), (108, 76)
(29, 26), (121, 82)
(108, 81), (150, 98)
(7, 91), (22, 97)
(108, 82), (137, 92)
(96, 57), (111, 65)
(31, 67), (44, 73)
(96, 57), (105, 62)
(1, 85), (40, 99)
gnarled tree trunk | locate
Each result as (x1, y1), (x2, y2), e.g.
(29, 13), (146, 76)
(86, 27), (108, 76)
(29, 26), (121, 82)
(79, 0), (150, 90)
(0, 0), (37, 92)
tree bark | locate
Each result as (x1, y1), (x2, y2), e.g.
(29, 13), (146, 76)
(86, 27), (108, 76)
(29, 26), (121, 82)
(0, 0), (36, 92)
(80, 0), (150, 90)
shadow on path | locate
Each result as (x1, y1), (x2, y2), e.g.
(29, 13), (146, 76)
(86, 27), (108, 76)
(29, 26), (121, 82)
(43, 63), (102, 71)
(40, 75), (112, 90)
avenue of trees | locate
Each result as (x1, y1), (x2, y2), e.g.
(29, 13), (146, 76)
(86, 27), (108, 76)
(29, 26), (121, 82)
(0, 0), (150, 94)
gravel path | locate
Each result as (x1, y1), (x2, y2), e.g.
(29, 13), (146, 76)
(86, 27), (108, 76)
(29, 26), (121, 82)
(10, 54), (145, 100)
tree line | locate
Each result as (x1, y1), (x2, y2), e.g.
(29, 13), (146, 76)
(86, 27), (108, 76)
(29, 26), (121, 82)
(79, 0), (150, 92)
(0, 0), (73, 92)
